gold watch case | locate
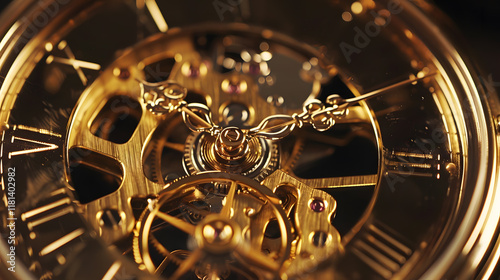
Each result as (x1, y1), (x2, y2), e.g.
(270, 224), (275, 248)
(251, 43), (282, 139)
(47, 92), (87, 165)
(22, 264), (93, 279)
(0, 0), (499, 279)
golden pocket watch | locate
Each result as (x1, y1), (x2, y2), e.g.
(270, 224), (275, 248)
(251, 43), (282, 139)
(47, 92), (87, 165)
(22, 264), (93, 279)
(0, 0), (499, 279)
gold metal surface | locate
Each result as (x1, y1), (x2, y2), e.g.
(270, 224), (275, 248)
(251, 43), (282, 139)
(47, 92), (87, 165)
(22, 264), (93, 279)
(187, 132), (262, 173)
(1, 2), (499, 280)
(262, 170), (343, 278)
(133, 172), (291, 279)
(67, 65), (165, 243)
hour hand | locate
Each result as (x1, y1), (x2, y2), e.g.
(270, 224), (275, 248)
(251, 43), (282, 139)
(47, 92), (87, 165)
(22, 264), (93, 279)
(139, 79), (216, 133)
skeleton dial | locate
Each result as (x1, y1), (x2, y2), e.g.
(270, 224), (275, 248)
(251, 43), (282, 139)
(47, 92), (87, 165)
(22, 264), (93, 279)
(0, 1), (499, 280)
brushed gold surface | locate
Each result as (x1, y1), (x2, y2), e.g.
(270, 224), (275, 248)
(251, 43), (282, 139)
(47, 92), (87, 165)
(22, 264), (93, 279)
(262, 170), (342, 278)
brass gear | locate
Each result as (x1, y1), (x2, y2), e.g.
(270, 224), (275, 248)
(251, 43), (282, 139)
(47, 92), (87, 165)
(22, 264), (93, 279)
(183, 132), (279, 181)
(143, 113), (191, 184)
(133, 172), (292, 279)
(279, 136), (306, 173)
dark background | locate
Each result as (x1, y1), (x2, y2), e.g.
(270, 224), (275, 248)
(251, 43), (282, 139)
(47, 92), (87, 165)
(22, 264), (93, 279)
(434, 0), (500, 95)
(0, 0), (498, 94)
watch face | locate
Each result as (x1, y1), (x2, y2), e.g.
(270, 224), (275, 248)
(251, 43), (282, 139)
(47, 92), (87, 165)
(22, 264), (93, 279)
(0, 0), (499, 279)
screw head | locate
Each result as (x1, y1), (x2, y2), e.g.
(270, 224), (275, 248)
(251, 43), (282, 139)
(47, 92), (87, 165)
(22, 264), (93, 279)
(221, 128), (244, 147)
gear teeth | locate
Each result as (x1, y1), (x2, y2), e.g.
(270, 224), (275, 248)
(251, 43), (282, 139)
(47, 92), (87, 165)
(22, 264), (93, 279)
(184, 133), (280, 181)
(150, 139), (162, 182)
(183, 133), (198, 176)
(143, 114), (188, 185)
(169, 174), (191, 185)
(281, 137), (305, 172)
(255, 142), (280, 182)
(134, 172), (291, 278)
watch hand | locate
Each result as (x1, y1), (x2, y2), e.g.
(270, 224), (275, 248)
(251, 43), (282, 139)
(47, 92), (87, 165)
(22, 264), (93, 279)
(139, 73), (435, 141)
(328, 72), (437, 106)
(139, 79), (217, 133)
(250, 72), (437, 139)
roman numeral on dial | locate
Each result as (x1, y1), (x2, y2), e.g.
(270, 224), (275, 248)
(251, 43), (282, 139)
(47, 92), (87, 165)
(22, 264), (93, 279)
(384, 150), (442, 179)
(20, 188), (88, 269)
(1, 125), (61, 159)
(20, 188), (148, 280)
(351, 223), (413, 279)
(143, 0), (168, 32)
(45, 41), (101, 86)
(8, 136), (58, 159)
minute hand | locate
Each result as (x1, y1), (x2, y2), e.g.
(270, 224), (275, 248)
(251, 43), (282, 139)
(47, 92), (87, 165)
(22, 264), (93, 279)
(250, 72), (437, 140)
(331, 72), (437, 106)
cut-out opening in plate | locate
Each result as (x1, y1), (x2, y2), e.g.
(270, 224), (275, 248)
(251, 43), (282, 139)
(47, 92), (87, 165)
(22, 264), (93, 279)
(90, 95), (142, 144)
(68, 147), (123, 204)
